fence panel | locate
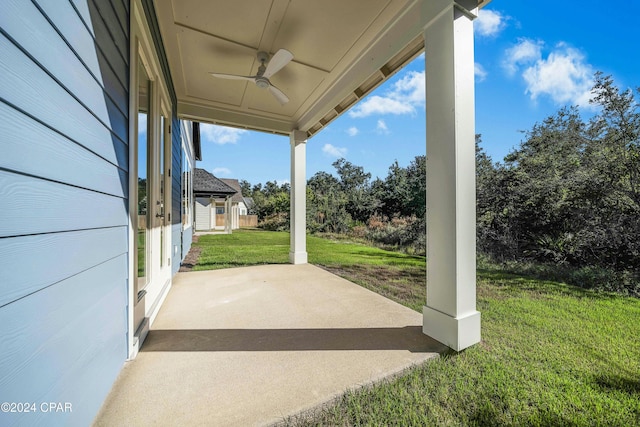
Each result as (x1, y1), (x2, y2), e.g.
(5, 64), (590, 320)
(239, 215), (258, 227)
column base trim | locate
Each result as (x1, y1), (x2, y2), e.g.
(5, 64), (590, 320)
(423, 306), (480, 351)
(289, 251), (308, 265)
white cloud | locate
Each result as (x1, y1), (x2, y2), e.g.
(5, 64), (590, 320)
(503, 38), (543, 76)
(504, 39), (594, 107)
(200, 124), (247, 145)
(137, 114), (147, 136)
(393, 71), (425, 104)
(522, 44), (594, 106)
(322, 143), (348, 158)
(275, 179), (290, 186)
(475, 9), (506, 37)
(376, 119), (389, 134)
(475, 63), (488, 82)
(346, 126), (359, 137)
(212, 167), (231, 176)
(348, 96), (414, 118)
(348, 71), (425, 118)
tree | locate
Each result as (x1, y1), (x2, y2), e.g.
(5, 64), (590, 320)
(405, 155), (426, 218)
(375, 156), (426, 219)
(332, 158), (378, 223)
(585, 72), (640, 270)
(477, 73), (640, 279)
(250, 180), (291, 230)
(376, 160), (410, 218)
(239, 179), (252, 196)
(307, 171), (350, 233)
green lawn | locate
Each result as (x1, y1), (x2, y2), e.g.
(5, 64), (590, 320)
(194, 229), (291, 269)
(194, 229), (423, 269)
(193, 229), (640, 426)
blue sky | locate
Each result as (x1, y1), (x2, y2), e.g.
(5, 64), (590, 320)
(197, 1), (640, 186)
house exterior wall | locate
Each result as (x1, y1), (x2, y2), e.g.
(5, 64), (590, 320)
(171, 224), (182, 276)
(238, 201), (248, 216)
(171, 112), (182, 276)
(195, 197), (213, 231)
(182, 224), (193, 259)
(180, 121), (195, 261)
(0, 1), (130, 426)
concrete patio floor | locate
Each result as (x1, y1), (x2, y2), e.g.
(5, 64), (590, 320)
(93, 264), (447, 426)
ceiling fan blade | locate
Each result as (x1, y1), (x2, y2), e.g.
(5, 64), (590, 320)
(268, 84), (289, 105)
(263, 49), (293, 78)
(209, 73), (255, 82)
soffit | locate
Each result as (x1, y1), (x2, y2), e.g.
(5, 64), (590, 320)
(154, 0), (491, 137)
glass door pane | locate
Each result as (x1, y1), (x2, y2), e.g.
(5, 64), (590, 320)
(159, 115), (166, 267)
(137, 59), (151, 292)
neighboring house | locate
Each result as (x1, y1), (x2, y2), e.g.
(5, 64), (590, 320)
(1, 0), (489, 425)
(221, 178), (249, 229)
(193, 168), (237, 233)
(244, 196), (256, 215)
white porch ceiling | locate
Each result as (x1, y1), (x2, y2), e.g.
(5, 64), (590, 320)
(154, 0), (491, 137)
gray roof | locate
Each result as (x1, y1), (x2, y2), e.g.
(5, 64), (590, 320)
(244, 197), (255, 210)
(220, 179), (245, 204)
(193, 168), (237, 196)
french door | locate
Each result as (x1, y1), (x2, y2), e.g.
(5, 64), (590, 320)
(133, 42), (171, 339)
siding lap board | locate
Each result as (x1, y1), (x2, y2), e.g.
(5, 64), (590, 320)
(0, 1), (129, 426)
(0, 0), (128, 140)
(0, 103), (127, 198)
(32, 0), (129, 111)
(0, 255), (127, 426)
(0, 171), (127, 238)
(34, 0), (129, 86)
(0, 227), (127, 308)
(84, 0), (129, 61)
(0, 33), (127, 168)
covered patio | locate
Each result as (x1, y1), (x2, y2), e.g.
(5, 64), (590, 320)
(148, 0), (490, 352)
(0, 0), (491, 425)
(94, 264), (446, 426)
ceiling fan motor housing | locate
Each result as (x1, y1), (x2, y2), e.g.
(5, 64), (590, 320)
(256, 51), (270, 64)
(255, 77), (270, 88)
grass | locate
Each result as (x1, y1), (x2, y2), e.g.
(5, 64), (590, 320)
(192, 229), (640, 426)
(137, 229), (146, 278)
(194, 229), (291, 269)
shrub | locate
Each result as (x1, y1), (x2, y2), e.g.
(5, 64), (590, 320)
(479, 255), (640, 297)
(364, 215), (425, 255)
(259, 212), (289, 231)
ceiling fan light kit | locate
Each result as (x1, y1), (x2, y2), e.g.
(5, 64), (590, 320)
(210, 49), (293, 105)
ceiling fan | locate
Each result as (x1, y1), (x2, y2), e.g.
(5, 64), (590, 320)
(210, 49), (293, 105)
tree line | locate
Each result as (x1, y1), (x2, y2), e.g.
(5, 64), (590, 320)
(241, 155), (427, 254)
(241, 73), (639, 294)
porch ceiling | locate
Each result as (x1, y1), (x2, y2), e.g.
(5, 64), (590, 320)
(154, 0), (491, 137)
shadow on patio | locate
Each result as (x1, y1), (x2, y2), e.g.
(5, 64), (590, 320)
(143, 326), (432, 353)
(94, 264), (446, 427)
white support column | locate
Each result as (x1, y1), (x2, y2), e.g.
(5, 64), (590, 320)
(289, 130), (308, 264)
(422, 0), (480, 351)
(225, 196), (232, 234)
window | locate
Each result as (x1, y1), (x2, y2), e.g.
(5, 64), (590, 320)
(216, 207), (225, 215)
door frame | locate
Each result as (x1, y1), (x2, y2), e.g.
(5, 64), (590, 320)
(128, 0), (173, 359)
